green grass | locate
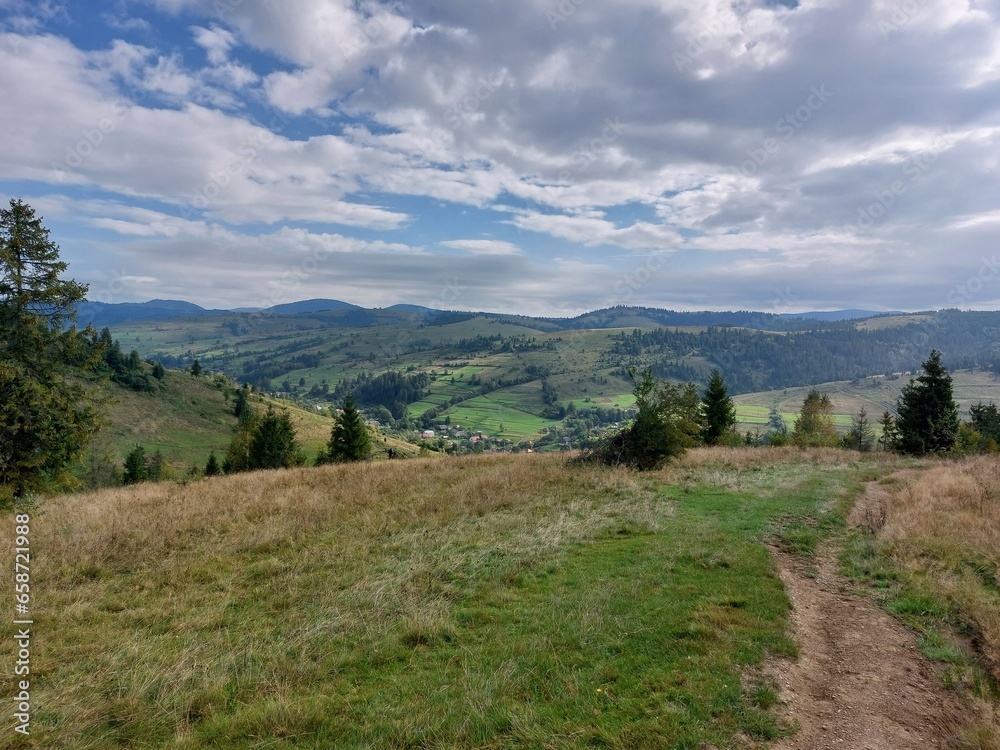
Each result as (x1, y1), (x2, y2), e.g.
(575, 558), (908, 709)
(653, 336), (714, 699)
(3, 450), (874, 748)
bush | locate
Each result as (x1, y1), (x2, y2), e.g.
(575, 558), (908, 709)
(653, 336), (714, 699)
(577, 368), (702, 470)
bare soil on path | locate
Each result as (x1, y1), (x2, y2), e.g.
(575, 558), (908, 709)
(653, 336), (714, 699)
(767, 480), (965, 750)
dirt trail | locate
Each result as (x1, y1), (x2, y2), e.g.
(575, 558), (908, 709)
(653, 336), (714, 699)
(767, 480), (964, 750)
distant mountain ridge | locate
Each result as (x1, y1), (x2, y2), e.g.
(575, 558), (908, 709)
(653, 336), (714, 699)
(78, 298), (913, 331)
(76, 297), (361, 328)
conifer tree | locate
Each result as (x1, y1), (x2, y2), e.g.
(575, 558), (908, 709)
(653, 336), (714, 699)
(842, 407), (875, 452)
(123, 445), (148, 485)
(204, 452), (221, 477)
(701, 369), (736, 445)
(0, 199), (101, 499)
(233, 384), (253, 421)
(247, 408), (304, 470)
(877, 411), (899, 452)
(324, 394), (372, 462)
(895, 350), (959, 455)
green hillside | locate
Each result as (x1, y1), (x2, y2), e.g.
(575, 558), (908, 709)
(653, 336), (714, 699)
(103, 307), (1000, 447)
(83, 367), (419, 480)
(85, 368), (239, 475)
(733, 369), (1000, 435)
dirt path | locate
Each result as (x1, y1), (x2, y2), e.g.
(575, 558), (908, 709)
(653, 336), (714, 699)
(767, 481), (964, 750)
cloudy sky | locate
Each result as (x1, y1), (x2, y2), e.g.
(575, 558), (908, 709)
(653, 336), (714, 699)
(1, 0), (999, 316)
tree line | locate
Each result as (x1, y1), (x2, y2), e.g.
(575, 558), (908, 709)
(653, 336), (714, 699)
(582, 350), (991, 469)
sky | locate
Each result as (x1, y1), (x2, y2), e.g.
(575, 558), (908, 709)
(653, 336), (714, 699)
(1, 0), (999, 316)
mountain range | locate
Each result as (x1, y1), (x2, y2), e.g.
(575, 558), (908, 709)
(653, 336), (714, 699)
(76, 298), (897, 329)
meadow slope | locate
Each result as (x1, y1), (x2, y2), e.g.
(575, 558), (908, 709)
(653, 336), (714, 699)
(3, 449), (881, 749)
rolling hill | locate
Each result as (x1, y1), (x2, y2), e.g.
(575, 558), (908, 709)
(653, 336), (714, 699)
(98, 304), (1000, 445)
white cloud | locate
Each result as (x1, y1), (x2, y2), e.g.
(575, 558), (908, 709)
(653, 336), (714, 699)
(191, 25), (235, 65)
(2, 0), (1000, 313)
(440, 239), (523, 255)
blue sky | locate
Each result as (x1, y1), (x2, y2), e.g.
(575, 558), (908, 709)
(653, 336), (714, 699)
(1, 0), (999, 315)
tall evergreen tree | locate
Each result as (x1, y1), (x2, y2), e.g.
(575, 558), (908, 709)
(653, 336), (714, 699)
(233, 384), (253, 421)
(0, 199), (101, 499)
(122, 445), (148, 485)
(969, 402), (1000, 445)
(895, 349), (959, 455)
(204, 451), (221, 477)
(323, 394), (372, 462)
(842, 407), (875, 452)
(877, 411), (899, 452)
(247, 408), (304, 470)
(791, 390), (839, 447)
(701, 369), (736, 445)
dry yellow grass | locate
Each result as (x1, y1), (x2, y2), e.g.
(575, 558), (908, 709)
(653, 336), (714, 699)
(882, 456), (1000, 681)
(2, 454), (679, 748)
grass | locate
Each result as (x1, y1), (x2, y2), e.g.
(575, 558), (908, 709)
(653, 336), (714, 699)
(840, 456), (1000, 748)
(0, 448), (872, 748)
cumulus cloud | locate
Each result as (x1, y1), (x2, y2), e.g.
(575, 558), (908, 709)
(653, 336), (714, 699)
(0, 0), (998, 314)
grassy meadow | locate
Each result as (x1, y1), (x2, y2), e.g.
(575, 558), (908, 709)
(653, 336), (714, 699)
(2, 448), (879, 749)
(842, 456), (1000, 746)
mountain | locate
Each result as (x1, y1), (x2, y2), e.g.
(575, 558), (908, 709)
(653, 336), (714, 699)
(780, 309), (903, 322)
(76, 299), (227, 328)
(263, 298), (361, 315)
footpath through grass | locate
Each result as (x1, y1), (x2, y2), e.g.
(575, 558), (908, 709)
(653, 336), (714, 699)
(2, 448), (868, 749)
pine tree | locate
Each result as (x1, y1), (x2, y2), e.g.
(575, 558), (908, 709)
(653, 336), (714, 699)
(123, 445), (148, 485)
(204, 452), (221, 477)
(791, 390), (839, 447)
(842, 407), (875, 452)
(190, 359), (202, 377)
(701, 369), (736, 445)
(877, 411), (899, 452)
(0, 199), (101, 499)
(324, 394), (372, 462)
(895, 350), (959, 455)
(247, 408), (304, 470)
(233, 384), (253, 421)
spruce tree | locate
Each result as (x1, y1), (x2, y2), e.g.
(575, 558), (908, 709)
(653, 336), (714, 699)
(842, 407), (875, 452)
(877, 411), (899, 451)
(325, 394), (372, 462)
(0, 199), (101, 499)
(246, 408), (304, 470)
(123, 445), (148, 485)
(233, 384), (253, 421)
(701, 369), (736, 445)
(204, 452), (221, 477)
(895, 350), (959, 455)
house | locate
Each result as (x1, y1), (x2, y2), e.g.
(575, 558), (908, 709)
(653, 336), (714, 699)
(420, 429), (435, 439)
